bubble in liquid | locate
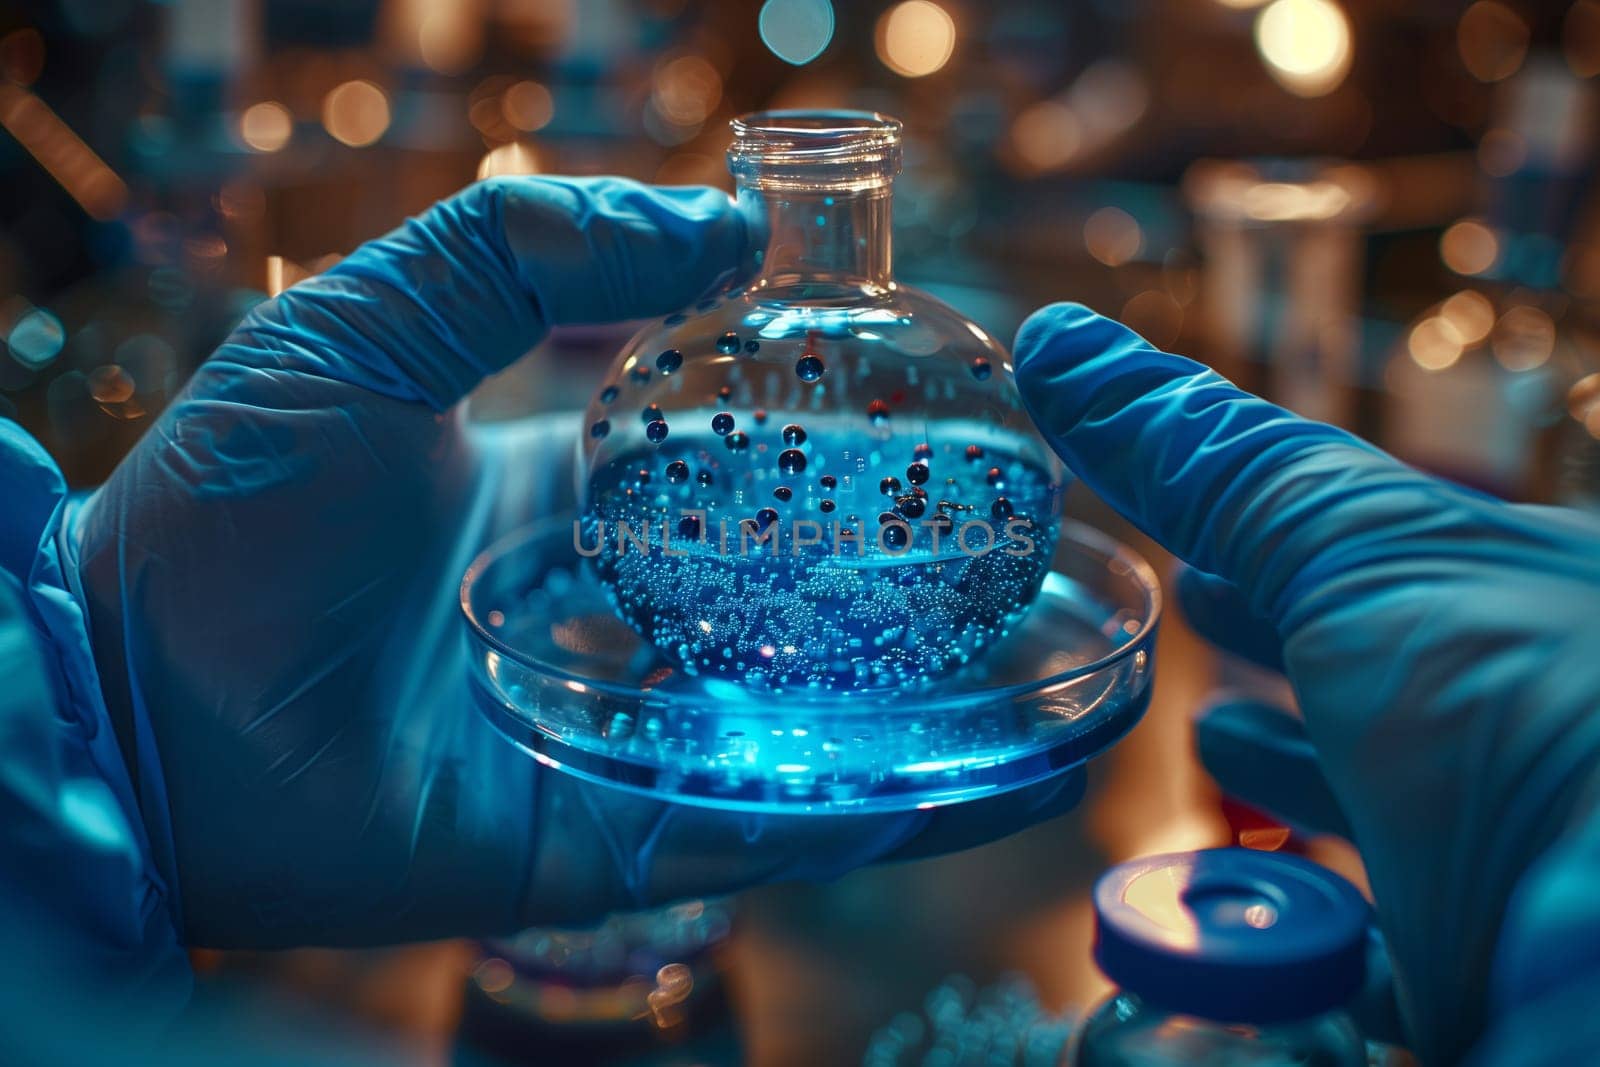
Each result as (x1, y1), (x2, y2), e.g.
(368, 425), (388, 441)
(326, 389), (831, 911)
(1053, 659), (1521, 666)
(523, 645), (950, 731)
(656, 348), (683, 374)
(880, 517), (910, 550)
(868, 399), (891, 425)
(966, 444), (984, 462)
(678, 514), (701, 538)
(782, 423), (807, 446)
(744, 339), (760, 353)
(879, 476), (902, 496)
(666, 460), (690, 483)
(906, 462), (930, 485)
(636, 468), (651, 485)
(630, 364), (651, 383)
(600, 385), (619, 404)
(717, 331), (741, 354)
(718, 385), (733, 400)
(914, 442), (933, 460)
(928, 511), (955, 534)
(987, 466), (1005, 488)
(992, 496), (1014, 520)
(773, 485), (793, 501)
(712, 411), (735, 435)
(796, 354), (825, 382)
(641, 403), (663, 423)
(590, 419), (611, 438)
(971, 357), (993, 380)
(646, 419), (670, 443)
(755, 507), (779, 529)
(820, 474), (837, 490)
(725, 431), (750, 452)
(820, 498), (836, 512)
(753, 408), (768, 425)
(696, 469), (715, 487)
(897, 493), (926, 518)
(778, 448), (807, 475)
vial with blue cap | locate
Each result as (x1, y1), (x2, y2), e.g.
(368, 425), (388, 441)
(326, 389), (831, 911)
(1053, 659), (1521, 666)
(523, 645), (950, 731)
(1070, 848), (1369, 1066)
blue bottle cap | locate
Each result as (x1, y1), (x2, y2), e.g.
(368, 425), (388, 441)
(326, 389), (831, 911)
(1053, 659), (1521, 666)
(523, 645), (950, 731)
(1092, 848), (1369, 1024)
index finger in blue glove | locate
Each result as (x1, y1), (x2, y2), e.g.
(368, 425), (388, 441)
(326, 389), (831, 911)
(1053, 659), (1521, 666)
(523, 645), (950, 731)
(1012, 303), (1436, 625)
(226, 177), (753, 411)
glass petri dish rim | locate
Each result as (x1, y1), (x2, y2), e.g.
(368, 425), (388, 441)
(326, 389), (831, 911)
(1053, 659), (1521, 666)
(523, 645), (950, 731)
(460, 512), (1162, 713)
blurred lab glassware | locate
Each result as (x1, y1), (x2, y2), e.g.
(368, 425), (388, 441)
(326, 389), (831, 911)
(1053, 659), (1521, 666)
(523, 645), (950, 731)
(1186, 159), (1378, 433)
(1382, 57), (1600, 504)
(457, 899), (738, 1065)
(1067, 849), (1369, 1067)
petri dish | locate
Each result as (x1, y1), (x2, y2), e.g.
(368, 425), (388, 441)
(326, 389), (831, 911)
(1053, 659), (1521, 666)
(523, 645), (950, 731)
(461, 513), (1160, 813)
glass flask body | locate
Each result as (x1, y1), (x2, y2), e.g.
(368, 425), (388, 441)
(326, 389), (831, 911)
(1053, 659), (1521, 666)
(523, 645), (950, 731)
(1072, 992), (1366, 1067)
(579, 112), (1063, 692)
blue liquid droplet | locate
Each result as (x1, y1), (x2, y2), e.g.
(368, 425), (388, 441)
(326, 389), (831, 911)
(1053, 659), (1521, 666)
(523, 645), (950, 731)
(906, 462), (930, 485)
(666, 460), (689, 483)
(913, 442), (932, 460)
(820, 474), (837, 490)
(744, 339), (761, 353)
(779, 448), (807, 475)
(755, 507), (778, 530)
(725, 431), (749, 452)
(641, 403), (663, 423)
(896, 494), (926, 518)
(630, 365), (651, 383)
(590, 419), (610, 438)
(678, 514), (701, 538)
(646, 419), (669, 444)
(712, 412), (735, 435)
(600, 385), (619, 404)
(696, 469), (714, 487)
(879, 476), (901, 496)
(665, 312), (687, 326)
(868, 399), (890, 426)
(774, 485), (793, 501)
(717, 331), (740, 354)
(795, 354), (825, 382)
(992, 496), (1014, 520)
(820, 498), (836, 513)
(971, 357), (993, 381)
(782, 423), (807, 446)
(656, 348), (683, 374)
(987, 466), (1005, 488)
(966, 444), (984, 462)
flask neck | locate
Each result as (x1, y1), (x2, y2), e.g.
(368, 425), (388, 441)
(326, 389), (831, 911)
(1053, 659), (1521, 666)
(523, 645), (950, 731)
(740, 182), (894, 296)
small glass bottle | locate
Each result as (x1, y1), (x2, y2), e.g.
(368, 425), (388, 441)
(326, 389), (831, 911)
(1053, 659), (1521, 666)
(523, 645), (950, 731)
(578, 111), (1064, 692)
(1070, 849), (1369, 1067)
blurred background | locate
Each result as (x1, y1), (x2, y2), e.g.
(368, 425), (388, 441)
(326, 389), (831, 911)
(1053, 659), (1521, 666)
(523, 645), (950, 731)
(2, 0), (1597, 1063)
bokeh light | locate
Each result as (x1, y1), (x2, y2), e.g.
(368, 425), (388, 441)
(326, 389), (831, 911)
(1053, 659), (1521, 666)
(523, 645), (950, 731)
(502, 81), (554, 132)
(239, 101), (293, 153)
(0, 28), (45, 86)
(1009, 100), (1080, 175)
(1439, 290), (1495, 345)
(1083, 207), (1142, 268)
(1457, 1), (1528, 83)
(1408, 316), (1464, 372)
(417, 9), (482, 74)
(652, 55), (722, 126)
(876, 1), (956, 79)
(1254, 0), (1352, 97)
(321, 80), (390, 148)
(1490, 305), (1555, 371)
(1440, 219), (1499, 276)
(87, 364), (135, 404)
(1120, 290), (1183, 350)
(1569, 373), (1600, 439)
(8, 308), (65, 369)
(1477, 127), (1525, 177)
(759, 0), (834, 67)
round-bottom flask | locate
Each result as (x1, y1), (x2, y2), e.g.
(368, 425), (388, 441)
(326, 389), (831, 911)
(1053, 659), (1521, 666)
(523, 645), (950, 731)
(1071, 849), (1369, 1067)
(578, 111), (1064, 693)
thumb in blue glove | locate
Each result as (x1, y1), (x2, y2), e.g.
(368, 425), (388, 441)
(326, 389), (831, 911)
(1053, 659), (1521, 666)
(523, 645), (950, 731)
(1013, 302), (1600, 1065)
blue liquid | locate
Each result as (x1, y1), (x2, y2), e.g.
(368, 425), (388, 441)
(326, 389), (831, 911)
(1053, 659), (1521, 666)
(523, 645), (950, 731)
(584, 429), (1060, 691)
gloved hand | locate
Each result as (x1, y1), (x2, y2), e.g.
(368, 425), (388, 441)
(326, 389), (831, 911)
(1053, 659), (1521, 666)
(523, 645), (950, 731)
(1013, 303), (1600, 1065)
(55, 177), (1079, 955)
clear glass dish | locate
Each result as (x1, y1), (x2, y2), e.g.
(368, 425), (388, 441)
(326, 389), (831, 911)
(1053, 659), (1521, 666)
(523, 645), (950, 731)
(460, 513), (1160, 813)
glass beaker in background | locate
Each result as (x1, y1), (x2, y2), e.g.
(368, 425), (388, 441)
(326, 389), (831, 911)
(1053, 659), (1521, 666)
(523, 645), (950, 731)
(1185, 159), (1379, 433)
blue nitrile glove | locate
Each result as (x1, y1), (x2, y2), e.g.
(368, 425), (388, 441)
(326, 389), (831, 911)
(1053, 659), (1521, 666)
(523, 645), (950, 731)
(1013, 303), (1600, 1065)
(19, 176), (1081, 973)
